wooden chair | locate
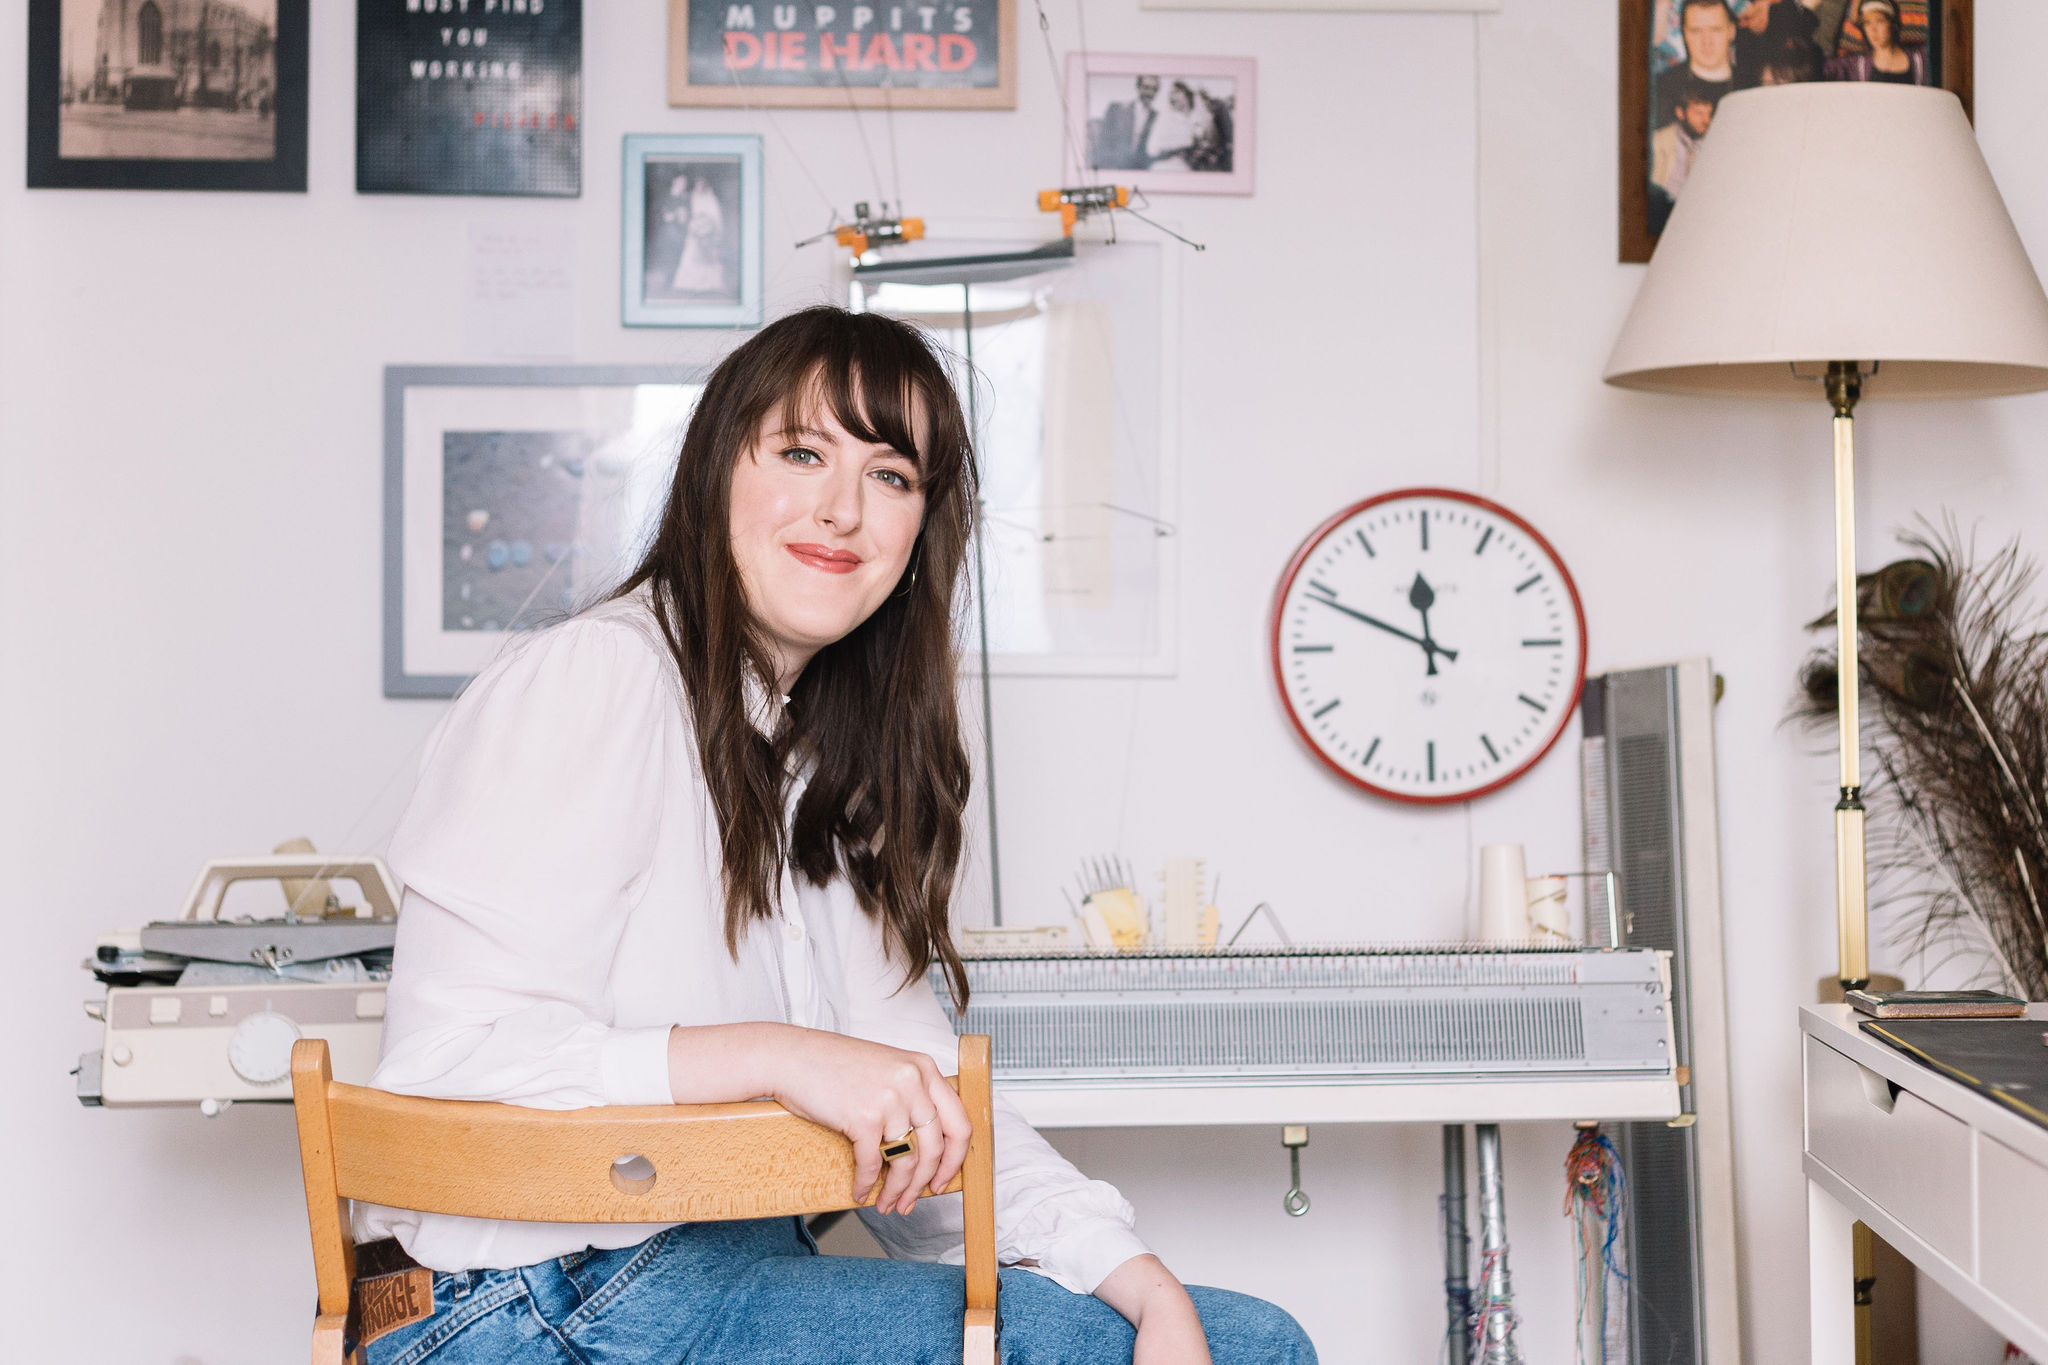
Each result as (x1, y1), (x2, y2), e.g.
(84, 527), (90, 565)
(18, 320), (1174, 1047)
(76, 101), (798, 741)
(290, 1035), (997, 1365)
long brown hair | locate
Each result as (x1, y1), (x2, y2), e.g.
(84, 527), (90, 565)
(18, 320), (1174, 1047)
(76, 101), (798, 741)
(614, 306), (975, 1005)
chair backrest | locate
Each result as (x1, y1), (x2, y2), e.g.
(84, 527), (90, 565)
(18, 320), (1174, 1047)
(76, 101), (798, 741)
(289, 1034), (997, 1352)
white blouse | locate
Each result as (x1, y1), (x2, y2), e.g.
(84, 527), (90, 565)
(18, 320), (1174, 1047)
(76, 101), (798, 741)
(354, 589), (1149, 1294)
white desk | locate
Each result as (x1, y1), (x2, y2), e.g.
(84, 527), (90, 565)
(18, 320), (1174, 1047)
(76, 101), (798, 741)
(1803, 1004), (2048, 1361)
(1003, 1073), (1682, 1128)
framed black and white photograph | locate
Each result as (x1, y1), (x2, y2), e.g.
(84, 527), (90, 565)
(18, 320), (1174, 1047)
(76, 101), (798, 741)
(621, 134), (763, 329)
(26, 0), (308, 191)
(1620, 0), (1974, 260)
(356, 0), (582, 197)
(1065, 54), (1255, 197)
(384, 366), (704, 697)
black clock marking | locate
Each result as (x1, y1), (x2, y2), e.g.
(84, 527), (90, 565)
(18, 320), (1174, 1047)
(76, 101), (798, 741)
(1481, 733), (1499, 762)
(1356, 529), (1374, 558)
(1518, 693), (1547, 712)
(1312, 698), (1342, 719)
(1426, 741), (1435, 781)
(1474, 526), (1492, 555)
(1522, 638), (1561, 647)
(1514, 573), (1542, 593)
(1293, 644), (1333, 653)
(1362, 736), (1381, 766)
(1419, 511), (1429, 551)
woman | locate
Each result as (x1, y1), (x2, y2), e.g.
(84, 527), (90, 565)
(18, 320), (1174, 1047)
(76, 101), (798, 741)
(672, 174), (728, 295)
(355, 308), (1315, 1364)
(1824, 0), (1927, 84)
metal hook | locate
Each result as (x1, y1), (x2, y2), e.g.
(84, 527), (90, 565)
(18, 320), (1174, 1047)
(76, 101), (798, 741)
(1281, 1125), (1310, 1217)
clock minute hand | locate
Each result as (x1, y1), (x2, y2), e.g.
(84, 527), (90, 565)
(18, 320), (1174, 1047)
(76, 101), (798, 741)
(1308, 591), (1450, 656)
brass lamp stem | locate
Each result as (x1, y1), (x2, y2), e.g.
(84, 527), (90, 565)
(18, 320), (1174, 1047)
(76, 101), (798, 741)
(1827, 360), (1869, 991)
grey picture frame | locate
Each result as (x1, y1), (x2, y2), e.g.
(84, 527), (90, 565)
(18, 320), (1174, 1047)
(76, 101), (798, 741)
(383, 364), (706, 698)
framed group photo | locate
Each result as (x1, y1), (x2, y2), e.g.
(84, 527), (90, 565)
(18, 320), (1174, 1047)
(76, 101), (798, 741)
(1621, 0), (1974, 261)
(1065, 54), (1256, 196)
(666, 0), (1015, 108)
(26, 0), (308, 191)
(622, 134), (763, 328)
(383, 365), (703, 697)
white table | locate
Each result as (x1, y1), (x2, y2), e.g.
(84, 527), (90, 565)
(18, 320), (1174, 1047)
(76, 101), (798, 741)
(1002, 1073), (1682, 1128)
(1803, 1004), (2048, 1361)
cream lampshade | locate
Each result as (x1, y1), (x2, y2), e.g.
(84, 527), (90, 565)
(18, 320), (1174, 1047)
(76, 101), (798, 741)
(1605, 81), (2048, 989)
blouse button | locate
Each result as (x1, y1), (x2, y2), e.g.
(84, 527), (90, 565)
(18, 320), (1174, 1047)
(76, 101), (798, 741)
(784, 920), (804, 943)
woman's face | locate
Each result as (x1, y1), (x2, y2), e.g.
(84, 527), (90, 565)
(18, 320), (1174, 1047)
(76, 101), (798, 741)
(728, 398), (927, 680)
(1170, 86), (1193, 113)
(1862, 7), (1895, 48)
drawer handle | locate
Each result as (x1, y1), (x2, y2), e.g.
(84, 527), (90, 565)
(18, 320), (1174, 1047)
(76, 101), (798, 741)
(1856, 1063), (1902, 1114)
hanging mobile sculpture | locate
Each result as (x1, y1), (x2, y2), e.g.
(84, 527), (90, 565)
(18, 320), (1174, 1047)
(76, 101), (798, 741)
(1471, 1125), (1524, 1365)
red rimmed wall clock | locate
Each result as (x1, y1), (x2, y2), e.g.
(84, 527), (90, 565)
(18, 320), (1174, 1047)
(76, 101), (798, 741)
(1270, 488), (1588, 805)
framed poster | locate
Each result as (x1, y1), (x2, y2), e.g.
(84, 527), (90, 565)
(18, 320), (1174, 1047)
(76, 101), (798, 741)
(384, 365), (703, 697)
(622, 134), (763, 328)
(666, 0), (1015, 109)
(1621, 0), (1973, 261)
(357, 0), (582, 197)
(1064, 54), (1255, 196)
(26, 0), (308, 191)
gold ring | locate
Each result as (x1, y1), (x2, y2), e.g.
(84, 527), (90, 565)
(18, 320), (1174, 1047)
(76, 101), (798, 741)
(880, 1130), (917, 1163)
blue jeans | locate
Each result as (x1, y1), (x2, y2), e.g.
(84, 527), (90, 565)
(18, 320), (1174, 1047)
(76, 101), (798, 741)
(361, 1217), (1316, 1364)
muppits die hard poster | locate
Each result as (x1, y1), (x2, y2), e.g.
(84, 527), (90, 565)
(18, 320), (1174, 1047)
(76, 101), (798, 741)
(679, 0), (1003, 97)
(358, 0), (581, 196)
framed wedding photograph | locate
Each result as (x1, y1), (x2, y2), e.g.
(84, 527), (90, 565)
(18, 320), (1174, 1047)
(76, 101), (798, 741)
(1620, 0), (1973, 261)
(384, 365), (705, 697)
(1064, 54), (1255, 196)
(622, 134), (763, 329)
(666, 0), (1015, 108)
(26, 0), (308, 191)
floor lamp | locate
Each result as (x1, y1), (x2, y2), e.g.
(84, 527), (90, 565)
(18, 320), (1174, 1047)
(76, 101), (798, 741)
(1604, 83), (2048, 990)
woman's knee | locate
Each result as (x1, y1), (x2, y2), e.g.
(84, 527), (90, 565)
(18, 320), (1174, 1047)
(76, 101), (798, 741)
(1187, 1286), (1317, 1364)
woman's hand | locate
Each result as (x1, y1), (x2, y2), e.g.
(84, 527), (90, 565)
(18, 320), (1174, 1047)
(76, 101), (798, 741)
(1094, 1254), (1214, 1365)
(666, 1022), (971, 1216)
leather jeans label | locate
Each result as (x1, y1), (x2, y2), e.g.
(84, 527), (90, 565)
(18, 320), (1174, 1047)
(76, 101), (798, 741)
(354, 1266), (435, 1346)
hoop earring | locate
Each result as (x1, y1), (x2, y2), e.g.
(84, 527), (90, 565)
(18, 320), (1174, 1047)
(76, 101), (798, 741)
(892, 560), (920, 599)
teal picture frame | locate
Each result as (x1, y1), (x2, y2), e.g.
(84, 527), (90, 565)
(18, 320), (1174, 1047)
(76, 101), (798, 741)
(622, 133), (763, 328)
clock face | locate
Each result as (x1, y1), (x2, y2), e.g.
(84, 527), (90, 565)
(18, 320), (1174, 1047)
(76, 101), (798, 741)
(1270, 489), (1587, 804)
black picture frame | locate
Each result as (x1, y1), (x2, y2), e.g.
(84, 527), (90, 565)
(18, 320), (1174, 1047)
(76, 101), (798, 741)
(1620, 0), (1973, 262)
(26, 0), (308, 192)
(356, 0), (582, 198)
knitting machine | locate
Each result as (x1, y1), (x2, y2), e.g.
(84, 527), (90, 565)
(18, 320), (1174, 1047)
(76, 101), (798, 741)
(935, 943), (1675, 1089)
(76, 854), (399, 1113)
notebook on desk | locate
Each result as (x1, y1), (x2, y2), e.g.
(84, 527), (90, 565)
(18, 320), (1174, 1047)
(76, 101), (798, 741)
(1861, 1018), (2048, 1132)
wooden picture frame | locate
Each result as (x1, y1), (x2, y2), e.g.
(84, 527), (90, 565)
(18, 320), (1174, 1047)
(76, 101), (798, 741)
(666, 0), (1015, 108)
(1620, 0), (1973, 263)
(26, 0), (308, 192)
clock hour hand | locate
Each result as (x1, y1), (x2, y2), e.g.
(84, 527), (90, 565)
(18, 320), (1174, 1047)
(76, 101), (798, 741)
(1308, 590), (1457, 662)
(1408, 573), (1454, 676)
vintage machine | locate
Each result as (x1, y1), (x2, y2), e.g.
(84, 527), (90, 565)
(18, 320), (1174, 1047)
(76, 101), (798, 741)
(76, 854), (399, 1114)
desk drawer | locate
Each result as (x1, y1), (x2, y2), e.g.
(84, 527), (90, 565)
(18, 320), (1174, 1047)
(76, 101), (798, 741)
(1806, 1035), (1973, 1267)
(1979, 1136), (2048, 1326)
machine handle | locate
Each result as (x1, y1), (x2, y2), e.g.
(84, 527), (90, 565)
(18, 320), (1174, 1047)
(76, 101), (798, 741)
(176, 855), (402, 922)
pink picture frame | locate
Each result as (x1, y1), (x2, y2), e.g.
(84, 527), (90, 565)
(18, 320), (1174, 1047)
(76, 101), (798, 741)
(1064, 53), (1256, 196)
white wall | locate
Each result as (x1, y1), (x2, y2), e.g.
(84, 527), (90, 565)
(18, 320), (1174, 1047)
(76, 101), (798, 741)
(6, 2), (2046, 1361)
